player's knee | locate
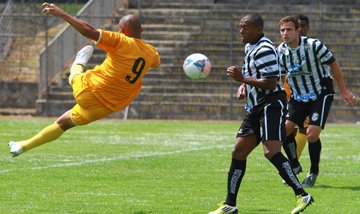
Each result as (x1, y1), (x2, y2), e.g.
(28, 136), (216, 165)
(56, 111), (76, 131)
(231, 146), (250, 159)
(306, 129), (320, 143)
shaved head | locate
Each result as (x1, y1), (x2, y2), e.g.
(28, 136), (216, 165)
(239, 13), (264, 44)
(119, 14), (142, 38)
(241, 13), (263, 30)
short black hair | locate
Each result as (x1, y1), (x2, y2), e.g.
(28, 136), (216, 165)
(296, 14), (309, 25)
(250, 13), (264, 29)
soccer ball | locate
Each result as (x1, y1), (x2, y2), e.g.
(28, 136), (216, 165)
(183, 53), (211, 80)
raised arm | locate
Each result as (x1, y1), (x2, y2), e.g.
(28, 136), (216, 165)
(42, 2), (100, 41)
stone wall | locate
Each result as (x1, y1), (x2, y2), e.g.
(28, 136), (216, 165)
(0, 81), (37, 108)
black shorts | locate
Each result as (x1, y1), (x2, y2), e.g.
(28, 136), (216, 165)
(236, 91), (287, 144)
(287, 91), (334, 129)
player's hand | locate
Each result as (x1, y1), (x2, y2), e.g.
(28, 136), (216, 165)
(236, 84), (246, 100)
(342, 90), (357, 106)
(42, 2), (63, 17)
(227, 66), (244, 82)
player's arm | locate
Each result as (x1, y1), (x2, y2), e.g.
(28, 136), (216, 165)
(226, 66), (277, 90)
(42, 2), (100, 41)
(330, 60), (357, 106)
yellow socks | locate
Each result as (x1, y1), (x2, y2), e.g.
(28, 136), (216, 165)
(69, 64), (85, 85)
(296, 132), (308, 159)
(20, 122), (65, 152)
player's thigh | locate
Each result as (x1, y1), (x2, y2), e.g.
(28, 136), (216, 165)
(262, 100), (287, 142)
(71, 91), (112, 125)
(287, 99), (309, 128)
(308, 93), (334, 128)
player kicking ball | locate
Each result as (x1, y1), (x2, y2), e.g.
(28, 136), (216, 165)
(9, 2), (160, 156)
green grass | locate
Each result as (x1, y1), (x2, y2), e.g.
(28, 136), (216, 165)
(0, 117), (359, 213)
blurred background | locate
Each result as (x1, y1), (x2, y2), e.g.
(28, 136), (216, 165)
(0, 0), (359, 122)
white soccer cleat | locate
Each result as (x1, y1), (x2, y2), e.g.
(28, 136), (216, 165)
(8, 141), (23, 157)
(71, 45), (94, 69)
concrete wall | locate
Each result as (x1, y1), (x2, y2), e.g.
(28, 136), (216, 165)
(0, 81), (37, 108)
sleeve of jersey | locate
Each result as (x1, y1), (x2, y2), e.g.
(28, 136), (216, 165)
(254, 47), (280, 78)
(152, 50), (161, 68)
(95, 29), (123, 52)
(314, 40), (335, 65)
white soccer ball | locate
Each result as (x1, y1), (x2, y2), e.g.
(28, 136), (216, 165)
(183, 53), (211, 80)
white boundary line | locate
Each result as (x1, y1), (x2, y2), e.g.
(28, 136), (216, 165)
(1, 145), (229, 174)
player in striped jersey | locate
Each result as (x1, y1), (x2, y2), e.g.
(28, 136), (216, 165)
(210, 13), (313, 214)
(8, 3), (160, 157)
(281, 15), (311, 180)
(278, 16), (356, 187)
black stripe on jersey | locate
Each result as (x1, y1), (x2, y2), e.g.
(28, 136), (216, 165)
(322, 57), (335, 65)
(312, 41), (324, 77)
(246, 54), (252, 77)
(315, 42), (324, 55)
(297, 45), (310, 94)
(302, 38), (320, 96)
(257, 60), (278, 71)
(254, 48), (275, 61)
(319, 49), (330, 60)
(289, 51), (302, 96)
(253, 44), (277, 79)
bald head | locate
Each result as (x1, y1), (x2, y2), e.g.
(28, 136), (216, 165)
(119, 14), (142, 38)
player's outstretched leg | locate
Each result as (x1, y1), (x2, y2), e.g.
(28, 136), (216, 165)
(8, 122), (65, 157)
(69, 45), (94, 85)
(71, 45), (94, 69)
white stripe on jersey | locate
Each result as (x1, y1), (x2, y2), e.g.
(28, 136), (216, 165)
(243, 35), (283, 110)
(278, 36), (335, 102)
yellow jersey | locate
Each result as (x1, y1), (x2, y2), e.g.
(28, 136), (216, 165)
(78, 29), (160, 112)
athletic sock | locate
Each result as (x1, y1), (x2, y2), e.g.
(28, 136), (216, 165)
(225, 159), (246, 206)
(270, 152), (305, 196)
(308, 138), (321, 175)
(295, 132), (307, 159)
(20, 122), (65, 152)
(69, 64), (85, 85)
(283, 134), (301, 168)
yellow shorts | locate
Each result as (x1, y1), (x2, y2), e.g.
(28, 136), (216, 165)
(70, 72), (112, 125)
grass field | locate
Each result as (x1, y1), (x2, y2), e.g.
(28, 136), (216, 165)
(0, 117), (359, 213)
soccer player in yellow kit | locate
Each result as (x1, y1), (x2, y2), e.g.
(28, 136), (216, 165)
(8, 2), (160, 157)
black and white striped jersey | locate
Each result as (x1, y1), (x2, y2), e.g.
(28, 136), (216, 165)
(242, 35), (283, 111)
(278, 36), (335, 102)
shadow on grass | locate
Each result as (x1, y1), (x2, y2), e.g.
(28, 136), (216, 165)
(313, 185), (360, 191)
(247, 208), (278, 214)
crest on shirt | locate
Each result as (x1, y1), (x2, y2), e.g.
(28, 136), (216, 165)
(265, 67), (273, 73)
(304, 43), (311, 50)
(311, 112), (319, 122)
